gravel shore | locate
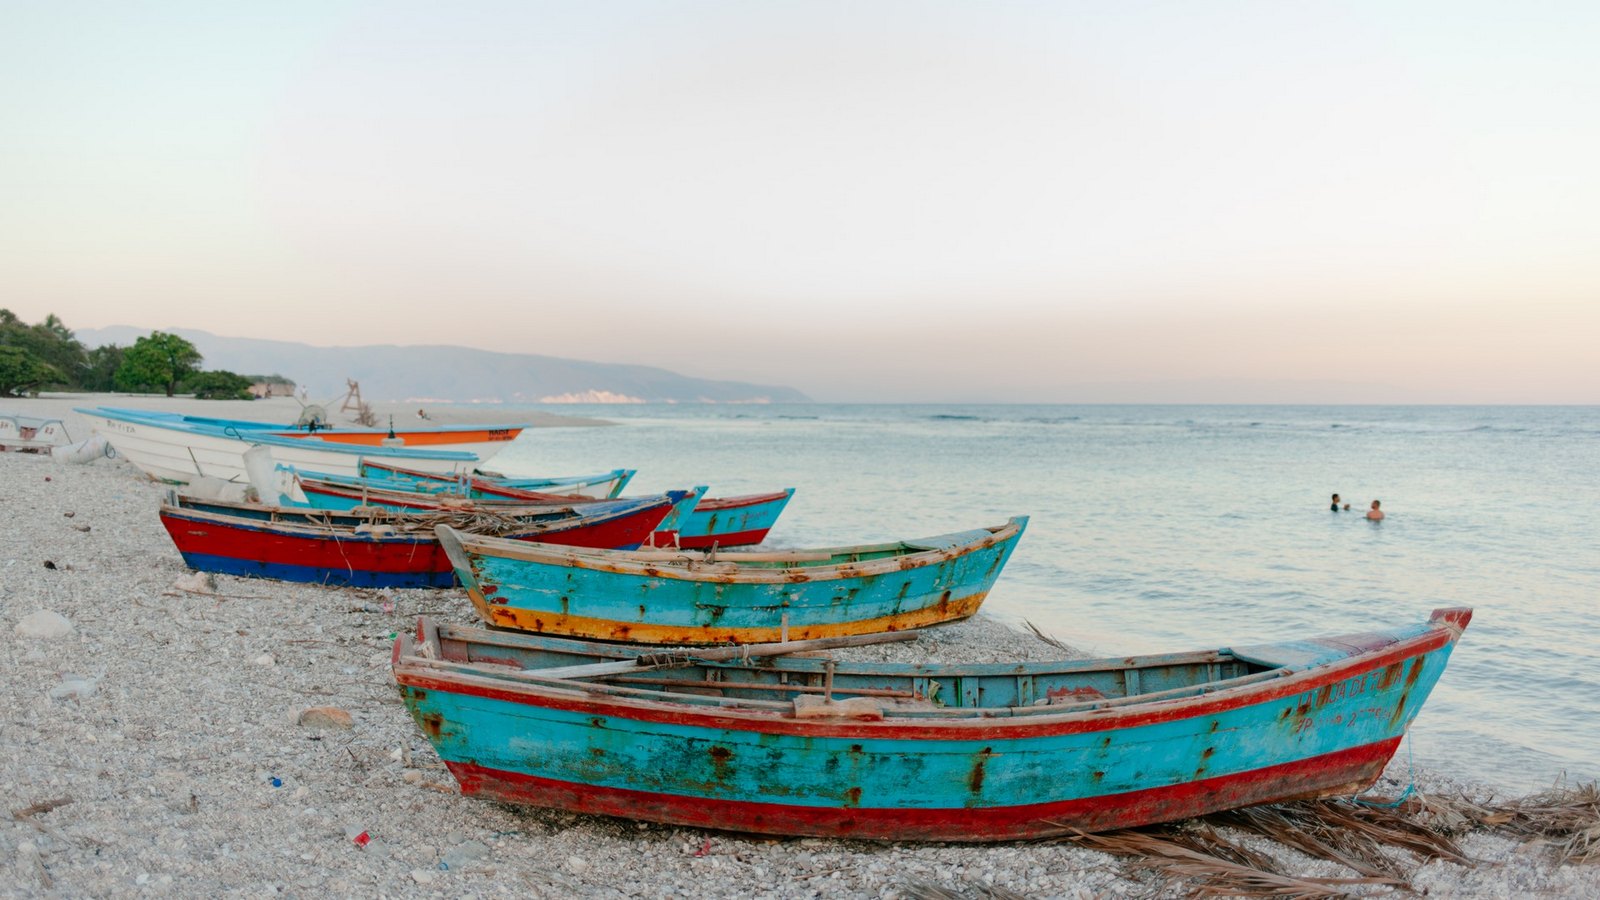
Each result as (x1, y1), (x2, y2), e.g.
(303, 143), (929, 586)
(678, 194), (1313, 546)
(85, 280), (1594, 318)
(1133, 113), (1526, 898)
(3, 442), (1595, 898)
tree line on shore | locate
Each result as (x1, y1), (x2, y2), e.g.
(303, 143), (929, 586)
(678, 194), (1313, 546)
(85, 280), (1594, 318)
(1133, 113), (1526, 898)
(0, 310), (290, 400)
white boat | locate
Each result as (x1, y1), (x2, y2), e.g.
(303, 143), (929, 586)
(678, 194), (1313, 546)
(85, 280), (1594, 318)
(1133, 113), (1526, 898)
(0, 415), (73, 452)
(90, 407), (525, 465)
(77, 407), (479, 485)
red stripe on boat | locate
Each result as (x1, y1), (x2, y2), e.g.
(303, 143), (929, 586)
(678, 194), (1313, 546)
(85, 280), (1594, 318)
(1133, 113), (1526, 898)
(443, 737), (1401, 841)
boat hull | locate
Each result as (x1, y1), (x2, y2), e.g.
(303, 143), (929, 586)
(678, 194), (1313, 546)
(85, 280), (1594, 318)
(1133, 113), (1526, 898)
(394, 609), (1470, 840)
(444, 739), (1397, 839)
(0, 415), (72, 452)
(439, 517), (1027, 643)
(648, 488), (795, 549)
(80, 408), (477, 484)
(159, 495), (678, 586)
(274, 426), (521, 463)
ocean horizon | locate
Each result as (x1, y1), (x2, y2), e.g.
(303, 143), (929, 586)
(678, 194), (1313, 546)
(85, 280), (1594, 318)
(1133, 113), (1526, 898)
(476, 402), (1599, 793)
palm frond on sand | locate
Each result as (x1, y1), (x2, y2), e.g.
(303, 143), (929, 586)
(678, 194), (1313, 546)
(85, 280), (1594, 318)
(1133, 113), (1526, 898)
(1047, 781), (1599, 897)
(1060, 825), (1401, 898)
(1416, 780), (1600, 865)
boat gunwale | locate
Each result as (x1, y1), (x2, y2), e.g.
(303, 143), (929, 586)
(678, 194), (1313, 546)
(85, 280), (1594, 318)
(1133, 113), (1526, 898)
(687, 487), (797, 512)
(392, 608), (1467, 739)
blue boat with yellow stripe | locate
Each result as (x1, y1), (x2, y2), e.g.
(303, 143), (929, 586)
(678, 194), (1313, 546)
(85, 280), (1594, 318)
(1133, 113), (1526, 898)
(435, 517), (1027, 644)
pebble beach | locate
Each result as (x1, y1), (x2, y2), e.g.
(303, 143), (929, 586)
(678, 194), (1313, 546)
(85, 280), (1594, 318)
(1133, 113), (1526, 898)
(3, 398), (1597, 897)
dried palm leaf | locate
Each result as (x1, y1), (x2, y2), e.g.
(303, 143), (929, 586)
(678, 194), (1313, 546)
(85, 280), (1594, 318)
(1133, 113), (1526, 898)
(1024, 619), (1072, 652)
(1060, 826), (1403, 898)
(1213, 799), (1470, 877)
(1477, 780), (1600, 864)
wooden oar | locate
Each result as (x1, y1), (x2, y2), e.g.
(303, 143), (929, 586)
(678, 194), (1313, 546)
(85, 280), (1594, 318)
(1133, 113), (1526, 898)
(535, 630), (922, 680)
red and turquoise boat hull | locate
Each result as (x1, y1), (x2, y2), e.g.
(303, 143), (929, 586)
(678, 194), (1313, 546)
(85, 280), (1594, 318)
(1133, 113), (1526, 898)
(394, 609), (1470, 840)
(646, 488), (795, 549)
(159, 494), (676, 588)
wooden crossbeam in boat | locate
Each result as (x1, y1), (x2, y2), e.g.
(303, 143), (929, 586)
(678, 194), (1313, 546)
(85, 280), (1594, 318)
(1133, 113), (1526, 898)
(535, 630), (921, 680)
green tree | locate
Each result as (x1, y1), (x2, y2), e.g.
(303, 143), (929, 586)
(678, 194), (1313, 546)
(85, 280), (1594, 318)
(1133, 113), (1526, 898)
(183, 370), (254, 400)
(0, 309), (86, 388)
(0, 345), (63, 397)
(81, 344), (126, 391)
(115, 331), (203, 396)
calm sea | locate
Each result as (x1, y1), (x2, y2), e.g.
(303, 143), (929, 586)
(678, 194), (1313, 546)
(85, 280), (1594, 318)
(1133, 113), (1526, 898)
(485, 404), (1599, 793)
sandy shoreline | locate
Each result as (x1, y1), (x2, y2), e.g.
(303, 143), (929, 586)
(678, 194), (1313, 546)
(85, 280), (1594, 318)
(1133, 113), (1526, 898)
(2, 412), (1595, 896)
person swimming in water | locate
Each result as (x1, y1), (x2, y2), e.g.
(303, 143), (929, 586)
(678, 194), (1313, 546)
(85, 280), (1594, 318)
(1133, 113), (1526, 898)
(1366, 499), (1384, 521)
(1331, 493), (1350, 511)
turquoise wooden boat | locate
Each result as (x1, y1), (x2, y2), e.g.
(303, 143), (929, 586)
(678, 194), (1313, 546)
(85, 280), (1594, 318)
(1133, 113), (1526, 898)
(393, 608), (1472, 841)
(434, 517), (1028, 644)
(358, 460), (636, 499)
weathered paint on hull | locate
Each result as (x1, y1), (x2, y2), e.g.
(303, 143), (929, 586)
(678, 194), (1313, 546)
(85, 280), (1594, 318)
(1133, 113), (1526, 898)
(161, 509), (454, 587)
(159, 497), (677, 586)
(395, 610), (1468, 841)
(445, 517), (1027, 644)
(649, 488), (796, 550)
(474, 591), (988, 643)
(443, 738), (1398, 840)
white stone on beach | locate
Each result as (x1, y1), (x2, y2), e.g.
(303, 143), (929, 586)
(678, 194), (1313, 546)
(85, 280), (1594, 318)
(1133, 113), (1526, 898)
(253, 654), (275, 667)
(48, 673), (98, 700)
(174, 571), (216, 594)
(15, 610), (74, 640)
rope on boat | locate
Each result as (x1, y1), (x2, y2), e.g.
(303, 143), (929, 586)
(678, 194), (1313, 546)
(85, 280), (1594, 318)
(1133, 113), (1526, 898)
(369, 507), (534, 536)
(1350, 732), (1417, 809)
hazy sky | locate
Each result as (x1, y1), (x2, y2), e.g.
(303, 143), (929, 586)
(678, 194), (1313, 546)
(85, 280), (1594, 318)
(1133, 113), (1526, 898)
(3, 1), (1597, 402)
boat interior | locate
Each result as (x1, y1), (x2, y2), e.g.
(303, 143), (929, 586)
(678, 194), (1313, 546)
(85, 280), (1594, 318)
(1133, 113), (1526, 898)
(403, 619), (1290, 719)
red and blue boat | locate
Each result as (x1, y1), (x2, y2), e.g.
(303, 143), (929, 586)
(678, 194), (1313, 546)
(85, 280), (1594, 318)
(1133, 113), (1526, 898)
(299, 472), (794, 550)
(394, 608), (1471, 840)
(158, 492), (681, 588)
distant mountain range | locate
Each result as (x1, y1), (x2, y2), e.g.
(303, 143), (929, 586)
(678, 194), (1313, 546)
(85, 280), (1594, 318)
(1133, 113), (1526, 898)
(75, 327), (809, 404)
